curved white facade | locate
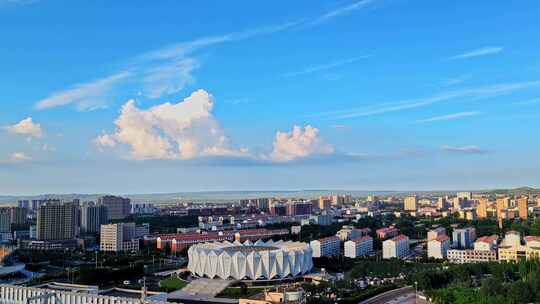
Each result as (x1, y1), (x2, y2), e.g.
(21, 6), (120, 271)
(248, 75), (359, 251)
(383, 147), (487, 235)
(188, 240), (313, 280)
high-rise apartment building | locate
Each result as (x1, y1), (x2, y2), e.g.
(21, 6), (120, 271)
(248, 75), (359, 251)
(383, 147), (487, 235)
(383, 235), (410, 259)
(98, 196), (131, 220)
(496, 197), (511, 219)
(9, 207), (27, 225)
(452, 227), (476, 249)
(517, 196), (529, 220)
(436, 197), (447, 210)
(36, 201), (78, 241)
(100, 223), (139, 252)
(404, 196), (418, 211)
(476, 198), (488, 219)
(318, 196), (332, 210)
(80, 202), (108, 234)
(344, 236), (373, 258)
(457, 192), (472, 201)
(0, 209), (11, 233)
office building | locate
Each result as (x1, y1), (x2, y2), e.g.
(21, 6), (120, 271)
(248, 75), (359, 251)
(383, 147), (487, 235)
(100, 223), (139, 252)
(452, 227), (476, 249)
(98, 195), (131, 220)
(344, 236), (373, 258)
(404, 196), (417, 211)
(427, 235), (450, 259)
(36, 201), (78, 241)
(310, 236), (341, 258)
(80, 202), (108, 234)
(383, 235), (409, 259)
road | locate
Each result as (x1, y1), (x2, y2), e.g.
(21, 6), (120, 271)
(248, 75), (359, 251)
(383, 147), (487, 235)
(360, 286), (431, 304)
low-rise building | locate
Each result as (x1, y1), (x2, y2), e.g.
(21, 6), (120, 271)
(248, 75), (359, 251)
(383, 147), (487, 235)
(344, 236), (373, 258)
(382, 234), (409, 259)
(474, 235), (498, 251)
(310, 236), (341, 258)
(447, 249), (498, 264)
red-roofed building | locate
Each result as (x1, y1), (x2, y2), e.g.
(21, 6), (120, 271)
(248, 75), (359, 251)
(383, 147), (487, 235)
(382, 234), (409, 259)
(428, 235), (450, 259)
(156, 228), (289, 253)
(344, 236), (373, 258)
(376, 227), (400, 239)
(474, 235), (499, 251)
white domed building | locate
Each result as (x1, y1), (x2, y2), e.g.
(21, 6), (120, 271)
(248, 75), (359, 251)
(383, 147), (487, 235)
(187, 240), (313, 281)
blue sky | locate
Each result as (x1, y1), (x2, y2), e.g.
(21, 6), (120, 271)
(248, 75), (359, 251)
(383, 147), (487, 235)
(1, 0), (540, 195)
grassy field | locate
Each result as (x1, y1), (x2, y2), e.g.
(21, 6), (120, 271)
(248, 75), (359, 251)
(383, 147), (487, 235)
(159, 277), (188, 292)
(217, 287), (265, 299)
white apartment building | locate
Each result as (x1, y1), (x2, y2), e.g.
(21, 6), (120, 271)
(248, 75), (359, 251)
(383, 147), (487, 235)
(427, 227), (447, 241)
(310, 236), (341, 258)
(336, 226), (370, 241)
(382, 235), (409, 259)
(100, 223), (140, 252)
(474, 235), (498, 251)
(344, 236), (373, 258)
(447, 249), (497, 264)
(427, 235), (450, 259)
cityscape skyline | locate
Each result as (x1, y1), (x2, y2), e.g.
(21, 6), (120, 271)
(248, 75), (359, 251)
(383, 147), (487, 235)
(2, 1), (540, 194)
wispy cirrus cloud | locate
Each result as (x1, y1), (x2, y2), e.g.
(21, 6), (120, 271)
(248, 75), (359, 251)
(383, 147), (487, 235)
(441, 145), (488, 154)
(441, 74), (472, 87)
(514, 97), (540, 106)
(416, 111), (480, 123)
(34, 1), (382, 112)
(281, 56), (370, 77)
(315, 80), (540, 120)
(311, 0), (375, 25)
(448, 46), (503, 60)
(35, 72), (131, 111)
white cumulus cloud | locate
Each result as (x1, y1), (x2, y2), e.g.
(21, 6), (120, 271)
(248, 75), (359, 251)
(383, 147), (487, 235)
(269, 125), (334, 162)
(5, 117), (43, 138)
(94, 89), (249, 160)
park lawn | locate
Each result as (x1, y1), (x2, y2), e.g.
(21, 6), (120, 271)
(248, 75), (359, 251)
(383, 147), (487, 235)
(160, 277), (188, 291)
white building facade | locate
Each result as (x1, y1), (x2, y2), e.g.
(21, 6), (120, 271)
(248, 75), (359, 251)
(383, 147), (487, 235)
(382, 235), (409, 259)
(310, 236), (341, 258)
(344, 236), (373, 258)
(427, 235), (450, 259)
